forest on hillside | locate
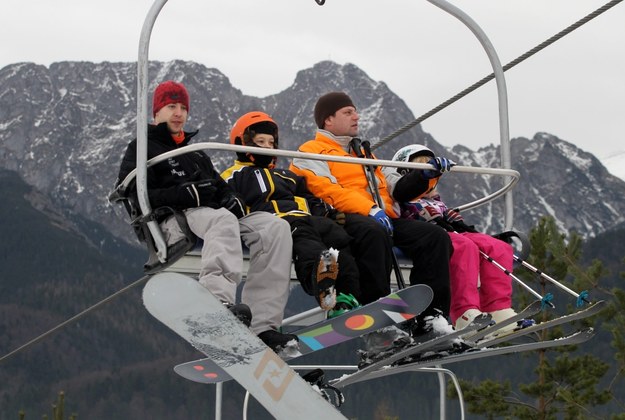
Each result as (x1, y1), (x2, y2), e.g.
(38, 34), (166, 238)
(1, 169), (624, 419)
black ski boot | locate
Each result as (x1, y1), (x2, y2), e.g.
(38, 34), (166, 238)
(302, 368), (344, 408)
(410, 309), (452, 339)
(258, 329), (300, 356)
(223, 302), (252, 328)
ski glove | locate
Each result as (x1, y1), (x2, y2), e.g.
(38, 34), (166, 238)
(221, 194), (247, 219)
(422, 157), (456, 179)
(331, 211), (346, 225)
(443, 208), (464, 224)
(179, 179), (217, 208)
(369, 206), (393, 235)
(413, 201), (444, 222)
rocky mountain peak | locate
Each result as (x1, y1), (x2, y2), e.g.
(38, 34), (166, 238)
(1, 59), (623, 245)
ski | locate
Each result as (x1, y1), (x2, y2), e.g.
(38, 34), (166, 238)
(333, 328), (595, 389)
(143, 272), (347, 419)
(174, 283), (433, 384)
(345, 314), (493, 388)
(462, 299), (543, 343)
(474, 300), (606, 348)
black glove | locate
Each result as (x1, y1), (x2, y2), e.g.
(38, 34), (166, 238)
(329, 210), (346, 225)
(220, 194), (247, 219)
(450, 220), (478, 233)
(178, 179), (217, 208)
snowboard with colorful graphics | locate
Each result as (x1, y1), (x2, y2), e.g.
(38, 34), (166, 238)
(174, 282), (434, 384)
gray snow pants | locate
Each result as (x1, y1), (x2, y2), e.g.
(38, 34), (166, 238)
(161, 208), (293, 335)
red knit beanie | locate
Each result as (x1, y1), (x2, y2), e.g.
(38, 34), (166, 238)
(314, 92), (355, 129)
(152, 81), (190, 117)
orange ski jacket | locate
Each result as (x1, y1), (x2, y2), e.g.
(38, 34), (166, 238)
(290, 130), (400, 218)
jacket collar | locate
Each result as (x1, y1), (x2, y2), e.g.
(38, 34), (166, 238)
(315, 129), (353, 153)
(148, 122), (199, 146)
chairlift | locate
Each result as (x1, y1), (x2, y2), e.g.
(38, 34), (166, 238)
(108, 0), (596, 418)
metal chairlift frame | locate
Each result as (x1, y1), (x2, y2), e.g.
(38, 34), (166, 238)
(130, 0), (518, 418)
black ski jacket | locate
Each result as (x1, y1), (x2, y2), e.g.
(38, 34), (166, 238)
(116, 122), (234, 212)
(221, 160), (332, 217)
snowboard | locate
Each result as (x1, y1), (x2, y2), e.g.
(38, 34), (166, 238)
(143, 272), (347, 419)
(174, 282), (434, 384)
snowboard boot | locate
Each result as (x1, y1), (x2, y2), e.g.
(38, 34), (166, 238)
(258, 329), (300, 356)
(315, 249), (339, 310)
(223, 302), (252, 328)
(327, 292), (361, 318)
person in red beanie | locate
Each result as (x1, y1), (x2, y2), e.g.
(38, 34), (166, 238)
(152, 80), (190, 118)
(116, 80), (299, 354)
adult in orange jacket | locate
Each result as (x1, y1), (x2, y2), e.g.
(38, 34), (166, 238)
(290, 92), (453, 335)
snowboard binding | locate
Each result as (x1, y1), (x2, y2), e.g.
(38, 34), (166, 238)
(302, 368), (345, 408)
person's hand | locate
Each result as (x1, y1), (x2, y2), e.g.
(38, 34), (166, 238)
(179, 179), (217, 207)
(422, 157), (456, 179)
(443, 208), (464, 224)
(369, 206), (393, 235)
(220, 194), (247, 219)
(330, 211), (346, 225)
(413, 201), (443, 222)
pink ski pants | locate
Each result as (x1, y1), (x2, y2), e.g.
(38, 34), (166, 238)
(448, 232), (513, 323)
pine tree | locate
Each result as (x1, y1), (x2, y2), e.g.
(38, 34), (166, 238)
(20, 391), (78, 420)
(449, 216), (622, 418)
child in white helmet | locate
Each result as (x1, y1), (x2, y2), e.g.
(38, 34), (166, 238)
(391, 144), (522, 333)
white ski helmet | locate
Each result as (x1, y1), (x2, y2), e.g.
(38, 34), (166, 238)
(392, 144), (435, 175)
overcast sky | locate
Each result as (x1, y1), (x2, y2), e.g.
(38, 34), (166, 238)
(2, 0), (623, 161)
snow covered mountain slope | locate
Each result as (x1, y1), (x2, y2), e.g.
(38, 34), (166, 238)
(1, 60), (623, 243)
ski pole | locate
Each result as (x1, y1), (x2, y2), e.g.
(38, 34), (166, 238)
(361, 140), (407, 290)
(513, 255), (590, 307)
(351, 139), (384, 208)
(479, 250), (554, 309)
(349, 138), (406, 289)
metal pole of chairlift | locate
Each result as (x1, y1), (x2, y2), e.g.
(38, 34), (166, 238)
(132, 1), (521, 418)
(137, 0), (170, 263)
(215, 382), (223, 420)
(425, 1), (514, 416)
(427, 0), (514, 232)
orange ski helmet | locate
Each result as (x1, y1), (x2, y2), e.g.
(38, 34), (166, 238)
(230, 111), (279, 147)
(230, 111), (279, 166)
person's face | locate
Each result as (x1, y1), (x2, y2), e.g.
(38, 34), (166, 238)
(252, 133), (275, 149)
(324, 105), (359, 137)
(411, 154), (437, 197)
(410, 155), (431, 164)
(154, 102), (188, 135)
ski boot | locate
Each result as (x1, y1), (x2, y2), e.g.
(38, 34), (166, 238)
(410, 309), (454, 340)
(302, 369), (344, 408)
(327, 292), (361, 318)
(358, 325), (414, 368)
(485, 308), (535, 339)
(454, 308), (484, 331)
